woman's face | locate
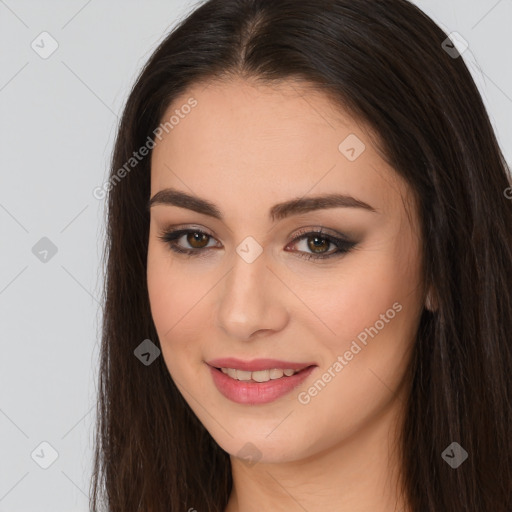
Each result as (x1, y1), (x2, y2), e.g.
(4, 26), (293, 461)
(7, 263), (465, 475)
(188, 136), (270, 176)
(147, 78), (425, 463)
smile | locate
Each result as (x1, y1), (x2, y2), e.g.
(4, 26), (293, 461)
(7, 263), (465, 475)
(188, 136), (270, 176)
(218, 367), (302, 382)
(206, 360), (317, 405)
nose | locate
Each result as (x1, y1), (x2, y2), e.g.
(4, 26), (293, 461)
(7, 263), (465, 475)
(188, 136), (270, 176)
(215, 248), (289, 341)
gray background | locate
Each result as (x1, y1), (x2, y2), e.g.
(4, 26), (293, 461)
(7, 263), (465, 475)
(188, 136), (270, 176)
(0, 0), (511, 510)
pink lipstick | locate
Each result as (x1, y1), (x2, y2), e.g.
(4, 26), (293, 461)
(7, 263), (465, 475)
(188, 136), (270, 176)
(206, 358), (317, 405)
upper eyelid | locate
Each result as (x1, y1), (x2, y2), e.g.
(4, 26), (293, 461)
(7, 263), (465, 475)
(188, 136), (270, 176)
(162, 226), (349, 243)
(160, 227), (353, 252)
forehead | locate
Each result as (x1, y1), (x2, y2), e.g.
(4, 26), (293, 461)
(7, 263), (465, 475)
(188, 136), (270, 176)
(150, 78), (414, 224)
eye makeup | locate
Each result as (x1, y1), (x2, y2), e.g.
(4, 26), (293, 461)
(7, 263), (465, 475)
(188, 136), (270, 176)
(156, 225), (358, 262)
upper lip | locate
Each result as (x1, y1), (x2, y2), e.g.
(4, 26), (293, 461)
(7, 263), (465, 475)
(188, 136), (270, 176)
(206, 357), (317, 372)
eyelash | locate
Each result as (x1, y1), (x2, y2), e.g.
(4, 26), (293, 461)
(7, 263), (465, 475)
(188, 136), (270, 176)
(157, 226), (357, 262)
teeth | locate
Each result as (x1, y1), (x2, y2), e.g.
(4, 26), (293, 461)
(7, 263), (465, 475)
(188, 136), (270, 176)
(236, 369), (252, 381)
(269, 368), (284, 379)
(220, 367), (302, 382)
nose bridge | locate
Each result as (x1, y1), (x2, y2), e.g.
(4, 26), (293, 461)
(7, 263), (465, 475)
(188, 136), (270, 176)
(216, 246), (288, 339)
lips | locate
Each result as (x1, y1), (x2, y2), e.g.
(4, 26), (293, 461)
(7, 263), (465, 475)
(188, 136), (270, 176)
(206, 357), (318, 405)
(206, 357), (316, 372)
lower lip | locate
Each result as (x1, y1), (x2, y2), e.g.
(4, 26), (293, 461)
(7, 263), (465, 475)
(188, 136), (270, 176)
(207, 364), (317, 405)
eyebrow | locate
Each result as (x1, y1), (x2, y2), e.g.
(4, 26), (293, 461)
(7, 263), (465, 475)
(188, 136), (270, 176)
(147, 187), (378, 222)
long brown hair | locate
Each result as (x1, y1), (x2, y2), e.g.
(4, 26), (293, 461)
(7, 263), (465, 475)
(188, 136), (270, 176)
(90, 0), (512, 510)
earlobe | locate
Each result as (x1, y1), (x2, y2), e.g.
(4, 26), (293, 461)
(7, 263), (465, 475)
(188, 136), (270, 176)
(425, 288), (438, 312)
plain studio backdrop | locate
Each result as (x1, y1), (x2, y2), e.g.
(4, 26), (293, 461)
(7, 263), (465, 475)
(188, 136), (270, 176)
(0, 0), (511, 510)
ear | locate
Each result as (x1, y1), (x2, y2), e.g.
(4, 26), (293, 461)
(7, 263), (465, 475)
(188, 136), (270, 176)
(425, 287), (438, 312)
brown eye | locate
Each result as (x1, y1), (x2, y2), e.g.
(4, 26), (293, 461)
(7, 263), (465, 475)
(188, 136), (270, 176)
(307, 235), (331, 254)
(158, 227), (356, 262)
(157, 228), (219, 256)
(286, 229), (357, 261)
(186, 232), (210, 249)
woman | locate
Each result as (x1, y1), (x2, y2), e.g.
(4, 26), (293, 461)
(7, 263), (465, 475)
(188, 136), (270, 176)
(90, 0), (512, 510)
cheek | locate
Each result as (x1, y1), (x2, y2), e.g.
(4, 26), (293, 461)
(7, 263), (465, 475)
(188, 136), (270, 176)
(147, 236), (205, 328)
(289, 265), (418, 452)
(305, 244), (421, 401)
(146, 247), (205, 371)
(311, 256), (416, 346)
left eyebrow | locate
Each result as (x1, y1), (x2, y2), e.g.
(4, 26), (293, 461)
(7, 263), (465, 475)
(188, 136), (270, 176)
(147, 187), (379, 222)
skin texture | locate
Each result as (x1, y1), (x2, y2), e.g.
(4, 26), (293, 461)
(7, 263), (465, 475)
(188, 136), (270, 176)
(147, 78), (426, 512)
